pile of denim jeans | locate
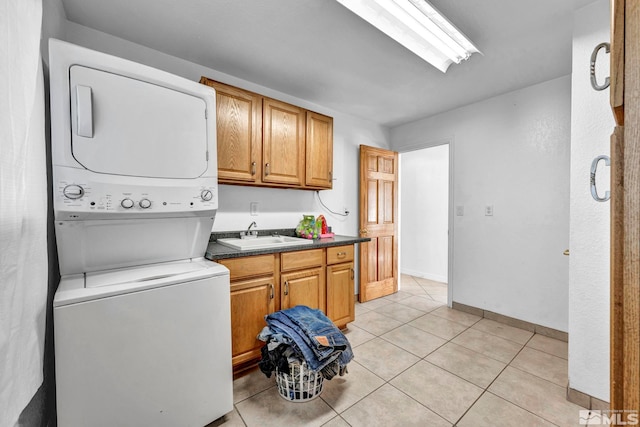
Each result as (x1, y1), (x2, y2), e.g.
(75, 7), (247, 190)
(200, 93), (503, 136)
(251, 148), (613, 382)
(257, 305), (353, 380)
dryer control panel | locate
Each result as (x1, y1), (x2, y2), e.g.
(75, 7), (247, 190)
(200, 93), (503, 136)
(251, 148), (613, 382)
(53, 166), (217, 220)
(54, 180), (217, 220)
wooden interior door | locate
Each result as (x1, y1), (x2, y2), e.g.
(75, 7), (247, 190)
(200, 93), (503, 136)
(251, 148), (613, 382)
(610, 0), (640, 416)
(359, 145), (398, 302)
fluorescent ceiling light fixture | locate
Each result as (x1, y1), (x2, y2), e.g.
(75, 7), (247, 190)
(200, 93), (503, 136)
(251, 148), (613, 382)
(336, 0), (481, 72)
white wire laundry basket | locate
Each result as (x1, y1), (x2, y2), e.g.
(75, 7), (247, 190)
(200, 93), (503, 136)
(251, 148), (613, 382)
(276, 362), (324, 402)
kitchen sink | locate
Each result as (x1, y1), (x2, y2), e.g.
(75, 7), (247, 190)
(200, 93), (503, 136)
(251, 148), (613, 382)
(216, 235), (314, 251)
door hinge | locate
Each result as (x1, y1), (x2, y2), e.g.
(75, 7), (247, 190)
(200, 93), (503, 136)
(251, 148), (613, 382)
(205, 109), (208, 119)
(206, 151), (209, 161)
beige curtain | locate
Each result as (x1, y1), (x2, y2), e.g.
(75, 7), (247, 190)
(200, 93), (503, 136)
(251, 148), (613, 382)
(0, 0), (48, 425)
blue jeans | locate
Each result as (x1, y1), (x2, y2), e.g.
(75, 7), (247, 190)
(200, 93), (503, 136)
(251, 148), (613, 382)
(265, 305), (353, 373)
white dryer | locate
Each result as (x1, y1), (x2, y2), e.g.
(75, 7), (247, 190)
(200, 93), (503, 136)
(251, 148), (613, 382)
(49, 39), (232, 427)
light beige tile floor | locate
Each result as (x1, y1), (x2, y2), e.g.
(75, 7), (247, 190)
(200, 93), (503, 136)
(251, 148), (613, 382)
(211, 275), (588, 427)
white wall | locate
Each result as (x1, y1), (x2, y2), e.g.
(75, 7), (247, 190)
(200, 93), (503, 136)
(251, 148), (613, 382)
(400, 145), (449, 282)
(568, 0), (612, 402)
(391, 76), (571, 332)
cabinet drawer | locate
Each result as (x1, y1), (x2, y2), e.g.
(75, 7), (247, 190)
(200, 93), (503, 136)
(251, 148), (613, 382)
(327, 245), (354, 265)
(281, 249), (323, 271)
(219, 254), (275, 280)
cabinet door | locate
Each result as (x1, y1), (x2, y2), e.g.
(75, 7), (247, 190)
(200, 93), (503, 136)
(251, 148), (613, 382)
(263, 98), (305, 186)
(305, 112), (333, 189)
(200, 78), (262, 183)
(281, 267), (325, 312)
(230, 276), (275, 366)
(326, 262), (355, 327)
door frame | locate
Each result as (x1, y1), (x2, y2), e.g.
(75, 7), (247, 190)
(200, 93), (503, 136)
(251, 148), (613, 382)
(397, 137), (454, 307)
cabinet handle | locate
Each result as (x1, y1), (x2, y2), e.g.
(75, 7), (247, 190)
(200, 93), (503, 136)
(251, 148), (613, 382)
(360, 229), (368, 235)
(265, 163), (270, 176)
(350, 268), (354, 280)
(337, 252), (346, 258)
(269, 284), (274, 300)
(284, 280), (289, 296)
(590, 155), (611, 202)
(590, 42), (610, 91)
(251, 161), (256, 176)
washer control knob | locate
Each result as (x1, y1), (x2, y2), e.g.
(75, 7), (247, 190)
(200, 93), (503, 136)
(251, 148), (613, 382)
(121, 198), (135, 209)
(139, 198), (151, 209)
(201, 189), (213, 201)
(63, 184), (84, 200)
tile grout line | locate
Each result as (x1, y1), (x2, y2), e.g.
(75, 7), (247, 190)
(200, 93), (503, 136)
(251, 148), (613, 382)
(454, 333), (565, 427)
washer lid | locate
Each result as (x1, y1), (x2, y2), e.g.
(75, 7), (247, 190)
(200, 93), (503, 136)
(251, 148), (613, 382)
(69, 65), (209, 179)
(54, 259), (229, 307)
(85, 259), (223, 288)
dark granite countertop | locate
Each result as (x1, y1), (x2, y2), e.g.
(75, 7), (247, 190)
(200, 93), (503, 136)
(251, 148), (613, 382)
(205, 228), (370, 260)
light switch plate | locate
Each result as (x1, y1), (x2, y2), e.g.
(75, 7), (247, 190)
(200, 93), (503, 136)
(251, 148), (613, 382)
(250, 202), (259, 216)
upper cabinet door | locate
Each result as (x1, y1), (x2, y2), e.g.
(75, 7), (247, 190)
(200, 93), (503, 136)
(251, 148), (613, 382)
(71, 66), (209, 179)
(610, 0), (624, 125)
(305, 112), (333, 189)
(262, 98), (305, 186)
(200, 78), (262, 183)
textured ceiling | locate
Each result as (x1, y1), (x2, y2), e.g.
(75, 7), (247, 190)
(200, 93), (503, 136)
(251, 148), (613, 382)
(60, 0), (596, 127)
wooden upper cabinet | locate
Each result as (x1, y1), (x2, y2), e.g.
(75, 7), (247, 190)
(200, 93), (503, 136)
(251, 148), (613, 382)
(263, 98), (305, 186)
(610, 0), (624, 125)
(305, 112), (333, 189)
(199, 78), (262, 183)
(199, 77), (333, 190)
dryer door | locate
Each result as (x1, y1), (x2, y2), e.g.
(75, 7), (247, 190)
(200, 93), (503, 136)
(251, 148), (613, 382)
(69, 65), (208, 179)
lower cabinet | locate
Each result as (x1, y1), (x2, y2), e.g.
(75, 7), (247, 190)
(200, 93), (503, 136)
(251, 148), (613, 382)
(219, 245), (355, 372)
(326, 245), (355, 328)
(229, 276), (275, 366)
(280, 248), (325, 311)
(219, 254), (277, 369)
(326, 262), (355, 328)
(281, 268), (325, 310)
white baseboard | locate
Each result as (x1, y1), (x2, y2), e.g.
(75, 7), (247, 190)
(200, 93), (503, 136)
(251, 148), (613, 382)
(401, 268), (447, 284)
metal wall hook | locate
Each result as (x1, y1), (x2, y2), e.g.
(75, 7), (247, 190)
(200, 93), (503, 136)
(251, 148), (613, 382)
(590, 155), (611, 202)
(590, 42), (610, 91)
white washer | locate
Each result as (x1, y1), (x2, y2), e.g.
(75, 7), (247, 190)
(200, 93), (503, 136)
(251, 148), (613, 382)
(54, 259), (232, 427)
(48, 39), (233, 426)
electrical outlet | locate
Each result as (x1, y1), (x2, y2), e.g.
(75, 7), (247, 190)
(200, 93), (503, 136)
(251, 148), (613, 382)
(456, 206), (464, 216)
(485, 205), (493, 216)
(250, 202), (259, 216)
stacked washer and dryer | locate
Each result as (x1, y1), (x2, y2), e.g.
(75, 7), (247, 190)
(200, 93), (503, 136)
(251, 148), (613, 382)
(49, 39), (233, 426)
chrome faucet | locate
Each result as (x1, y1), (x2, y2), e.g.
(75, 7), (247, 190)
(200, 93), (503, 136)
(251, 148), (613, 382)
(240, 221), (258, 239)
